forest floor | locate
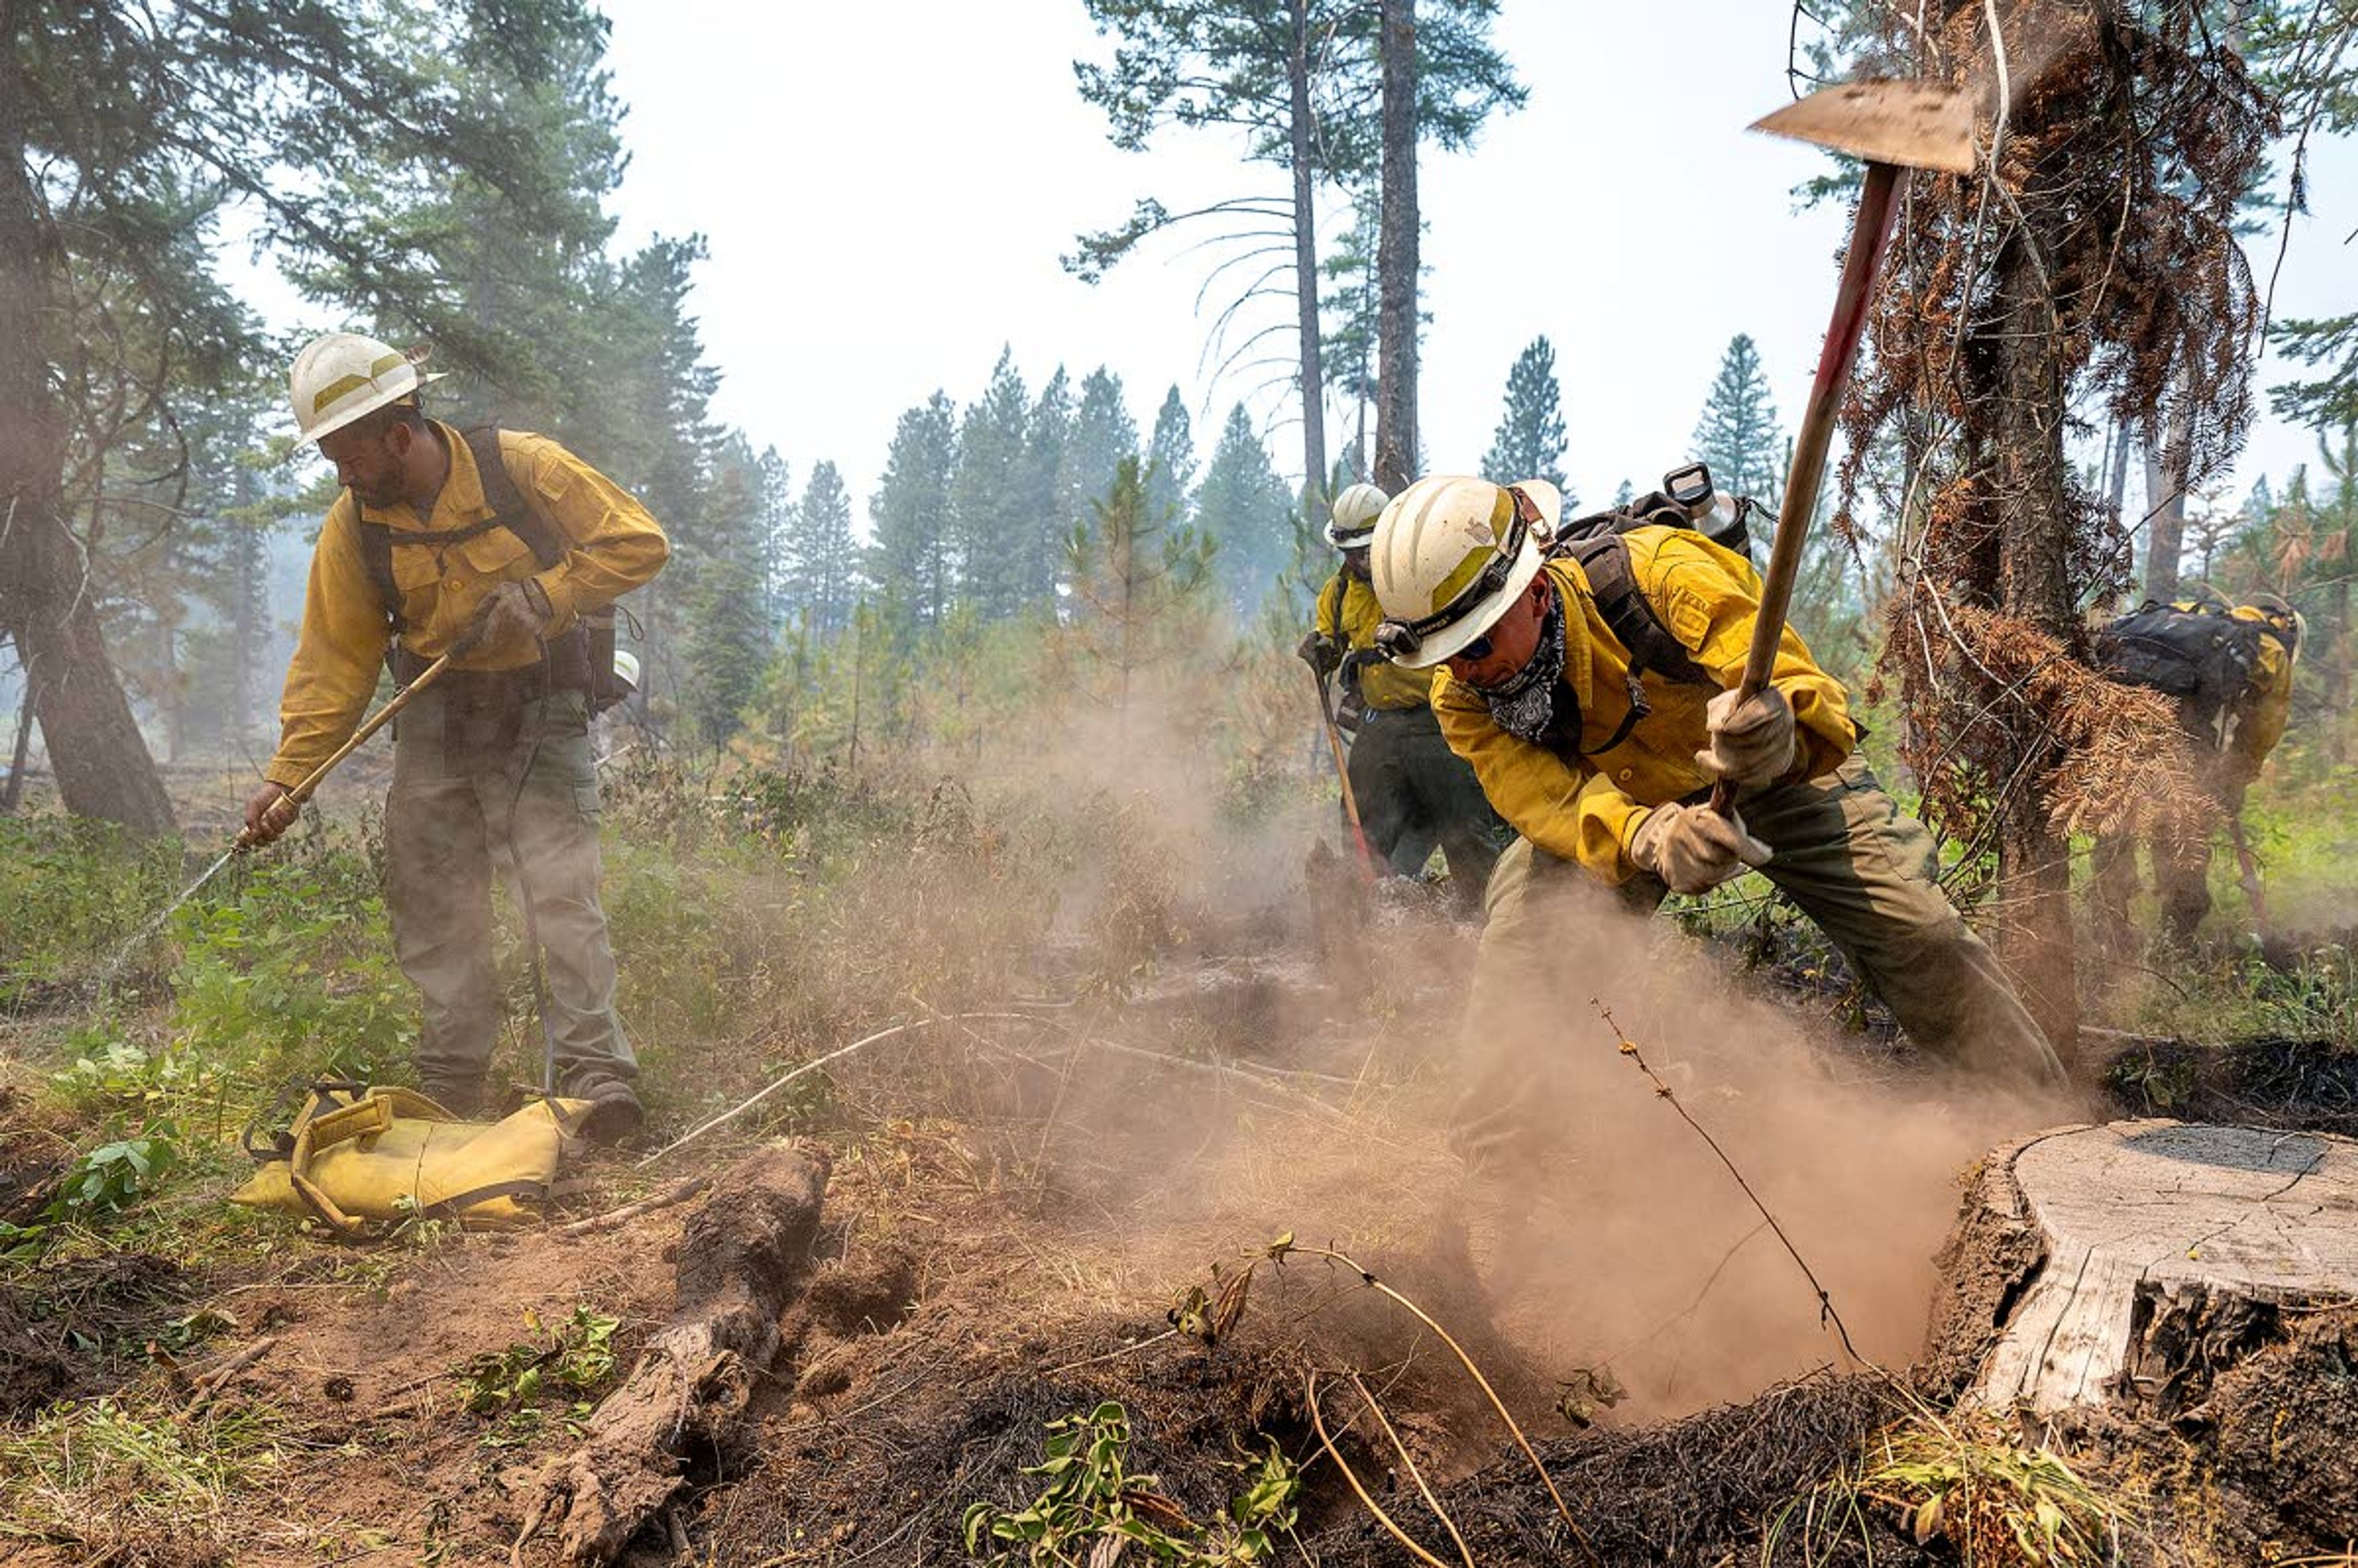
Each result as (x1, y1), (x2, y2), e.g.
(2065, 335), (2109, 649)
(2, 750), (2356, 1566)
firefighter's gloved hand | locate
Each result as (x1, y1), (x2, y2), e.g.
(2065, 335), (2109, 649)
(1630, 803), (1772, 895)
(461, 578), (554, 656)
(1694, 686), (1797, 787)
(1296, 632), (1344, 677)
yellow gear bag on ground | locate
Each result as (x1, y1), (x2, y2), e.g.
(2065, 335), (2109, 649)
(233, 1083), (592, 1236)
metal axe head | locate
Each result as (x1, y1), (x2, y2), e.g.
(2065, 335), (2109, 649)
(1751, 80), (1977, 175)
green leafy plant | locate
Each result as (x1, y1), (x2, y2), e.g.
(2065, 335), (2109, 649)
(49, 1132), (177, 1222)
(962, 1400), (1298, 1566)
(455, 1305), (622, 1446)
(168, 855), (412, 1083)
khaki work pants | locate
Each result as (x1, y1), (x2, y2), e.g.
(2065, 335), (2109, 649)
(385, 683), (634, 1104)
(1348, 704), (1511, 910)
(1450, 756), (2066, 1170)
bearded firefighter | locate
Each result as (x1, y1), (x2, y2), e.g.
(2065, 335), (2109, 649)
(243, 333), (668, 1141)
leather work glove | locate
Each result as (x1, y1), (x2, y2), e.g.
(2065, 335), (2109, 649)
(1694, 685), (1797, 788)
(459, 578), (554, 657)
(1296, 631), (1344, 677)
(1630, 802), (1773, 895)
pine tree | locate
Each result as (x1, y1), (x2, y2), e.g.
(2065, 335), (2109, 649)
(1194, 405), (1296, 614)
(952, 347), (1034, 618)
(1690, 334), (1784, 501)
(681, 439), (769, 750)
(1479, 336), (1571, 495)
(1021, 368), (1076, 605)
(1064, 369), (1141, 545)
(1144, 387), (1198, 534)
(793, 462), (860, 638)
(755, 448), (795, 633)
(1065, 456), (1216, 735)
(868, 392), (959, 633)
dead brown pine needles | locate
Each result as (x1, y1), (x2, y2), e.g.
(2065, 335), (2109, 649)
(1592, 999), (1868, 1368)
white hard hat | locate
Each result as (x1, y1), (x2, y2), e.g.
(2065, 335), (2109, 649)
(1369, 476), (1556, 669)
(612, 650), (642, 691)
(289, 332), (443, 443)
(1326, 482), (1390, 548)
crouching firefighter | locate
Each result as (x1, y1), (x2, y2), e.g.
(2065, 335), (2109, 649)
(1298, 483), (1508, 911)
(2090, 585), (2303, 947)
(243, 332), (669, 1143)
(1365, 476), (2068, 1171)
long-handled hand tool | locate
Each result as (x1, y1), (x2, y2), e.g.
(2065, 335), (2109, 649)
(240, 653), (454, 846)
(99, 656), (457, 982)
(1308, 667), (1378, 877)
(1710, 81), (1976, 818)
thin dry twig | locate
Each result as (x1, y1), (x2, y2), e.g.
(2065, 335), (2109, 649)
(1348, 1368), (1474, 1568)
(1291, 1244), (1598, 1567)
(182, 1334), (277, 1415)
(559, 1176), (711, 1237)
(1305, 1369), (1453, 1568)
(1593, 1001), (1866, 1367)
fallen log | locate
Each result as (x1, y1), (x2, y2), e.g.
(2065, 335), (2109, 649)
(516, 1142), (831, 1566)
(1924, 1119), (2358, 1416)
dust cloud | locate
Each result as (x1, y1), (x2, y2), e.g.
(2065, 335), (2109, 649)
(860, 655), (2079, 1422)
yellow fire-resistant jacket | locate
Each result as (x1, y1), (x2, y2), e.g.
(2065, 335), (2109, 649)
(2226, 605), (2295, 788)
(1432, 528), (1856, 883)
(264, 422), (669, 789)
(1315, 571), (1436, 711)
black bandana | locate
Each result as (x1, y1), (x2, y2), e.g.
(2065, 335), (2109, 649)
(1475, 582), (1568, 743)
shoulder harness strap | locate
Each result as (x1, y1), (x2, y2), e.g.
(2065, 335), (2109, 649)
(353, 426), (564, 632)
(1554, 532), (1714, 759)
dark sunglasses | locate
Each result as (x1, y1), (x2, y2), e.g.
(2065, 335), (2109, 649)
(1371, 487), (1540, 662)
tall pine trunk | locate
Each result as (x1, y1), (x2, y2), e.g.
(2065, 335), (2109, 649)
(1980, 230), (2078, 1056)
(1374, 0), (1418, 494)
(0, 15), (174, 835)
(1288, 0), (1328, 513)
(2141, 407), (2189, 602)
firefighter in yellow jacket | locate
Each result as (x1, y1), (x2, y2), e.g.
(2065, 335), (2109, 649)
(2091, 586), (2302, 943)
(243, 333), (669, 1140)
(1298, 484), (1506, 908)
(1365, 476), (2065, 1170)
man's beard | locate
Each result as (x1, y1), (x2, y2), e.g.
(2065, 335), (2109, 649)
(1476, 586), (1568, 743)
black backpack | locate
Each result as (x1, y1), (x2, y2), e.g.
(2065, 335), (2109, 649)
(354, 425), (628, 713)
(2095, 601), (2265, 734)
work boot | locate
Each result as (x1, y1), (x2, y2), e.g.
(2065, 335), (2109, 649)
(563, 1071), (645, 1147)
(418, 1074), (489, 1120)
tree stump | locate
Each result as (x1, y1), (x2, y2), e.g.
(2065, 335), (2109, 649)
(518, 1142), (831, 1566)
(1926, 1120), (2358, 1415)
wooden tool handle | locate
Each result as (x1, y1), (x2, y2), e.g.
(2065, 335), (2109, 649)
(1711, 159), (1903, 817)
(243, 654), (454, 845)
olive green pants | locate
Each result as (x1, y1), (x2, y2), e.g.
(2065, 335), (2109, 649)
(1450, 756), (2066, 1170)
(1348, 704), (1510, 910)
(384, 683), (634, 1104)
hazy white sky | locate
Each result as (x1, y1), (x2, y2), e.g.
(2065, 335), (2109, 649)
(593, 2), (2351, 524)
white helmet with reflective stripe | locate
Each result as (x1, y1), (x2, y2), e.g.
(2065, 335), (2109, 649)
(289, 332), (444, 443)
(612, 650), (642, 691)
(1326, 482), (1390, 548)
(1369, 476), (1558, 669)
